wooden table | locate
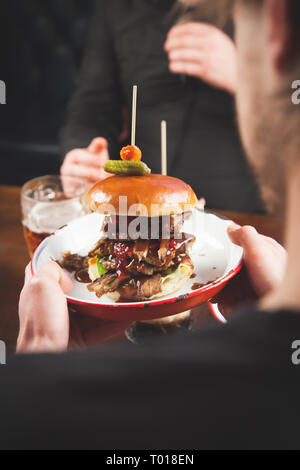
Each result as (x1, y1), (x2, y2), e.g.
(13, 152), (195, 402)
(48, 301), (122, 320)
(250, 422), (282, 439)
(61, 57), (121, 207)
(0, 185), (283, 352)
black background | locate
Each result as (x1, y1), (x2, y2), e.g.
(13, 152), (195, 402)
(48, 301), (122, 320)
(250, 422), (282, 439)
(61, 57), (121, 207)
(0, 0), (95, 185)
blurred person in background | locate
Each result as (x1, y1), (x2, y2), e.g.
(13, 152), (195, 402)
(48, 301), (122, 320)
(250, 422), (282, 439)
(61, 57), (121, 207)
(60, 0), (263, 212)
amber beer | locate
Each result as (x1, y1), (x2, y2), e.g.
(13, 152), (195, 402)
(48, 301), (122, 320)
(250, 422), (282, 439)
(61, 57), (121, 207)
(21, 175), (88, 258)
(23, 226), (52, 258)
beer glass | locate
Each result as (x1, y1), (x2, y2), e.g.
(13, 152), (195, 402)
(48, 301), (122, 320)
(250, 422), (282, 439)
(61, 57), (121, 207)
(21, 175), (89, 257)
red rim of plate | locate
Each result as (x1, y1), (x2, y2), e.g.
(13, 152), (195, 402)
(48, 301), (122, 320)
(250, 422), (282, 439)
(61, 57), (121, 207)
(31, 214), (243, 309)
(208, 301), (227, 324)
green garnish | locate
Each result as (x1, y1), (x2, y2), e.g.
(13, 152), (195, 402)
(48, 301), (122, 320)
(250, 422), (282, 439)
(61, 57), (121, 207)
(162, 267), (174, 277)
(104, 160), (151, 176)
(97, 258), (107, 277)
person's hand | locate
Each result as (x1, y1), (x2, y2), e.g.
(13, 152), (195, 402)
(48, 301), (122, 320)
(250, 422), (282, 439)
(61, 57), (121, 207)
(17, 262), (132, 354)
(210, 226), (287, 319)
(165, 22), (237, 94)
(61, 137), (110, 185)
(18, 262), (73, 353)
(228, 225), (287, 297)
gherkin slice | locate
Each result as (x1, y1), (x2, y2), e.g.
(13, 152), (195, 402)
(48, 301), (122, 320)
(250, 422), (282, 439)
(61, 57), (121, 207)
(104, 160), (151, 176)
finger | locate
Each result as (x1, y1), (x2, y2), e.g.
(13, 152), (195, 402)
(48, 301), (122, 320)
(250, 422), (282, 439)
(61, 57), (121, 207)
(65, 149), (100, 164)
(227, 224), (241, 236)
(38, 261), (73, 293)
(88, 150), (109, 167)
(72, 152), (104, 168)
(167, 22), (214, 41)
(165, 35), (205, 52)
(88, 137), (108, 154)
(228, 225), (259, 250)
(24, 264), (33, 285)
(169, 61), (204, 77)
(60, 273), (74, 294)
(169, 48), (204, 63)
(259, 234), (284, 248)
(39, 261), (64, 282)
(62, 163), (105, 183)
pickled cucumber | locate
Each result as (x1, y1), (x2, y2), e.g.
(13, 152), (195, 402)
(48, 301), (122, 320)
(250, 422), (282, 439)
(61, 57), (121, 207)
(104, 160), (151, 176)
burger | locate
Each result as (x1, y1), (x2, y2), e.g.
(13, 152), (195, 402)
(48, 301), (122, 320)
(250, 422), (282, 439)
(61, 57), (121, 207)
(60, 173), (198, 302)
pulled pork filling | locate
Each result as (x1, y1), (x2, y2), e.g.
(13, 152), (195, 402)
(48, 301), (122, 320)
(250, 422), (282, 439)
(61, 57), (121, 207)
(59, 214), (195, 300)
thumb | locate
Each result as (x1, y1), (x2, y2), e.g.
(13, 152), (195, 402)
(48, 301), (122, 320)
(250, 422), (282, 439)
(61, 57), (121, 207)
(60, 271), (74, 294)
(39, 261), (73, 293)
(88, 137), (108, 154)
(228, 225), (258, 251)
(24, 264), (33, 286)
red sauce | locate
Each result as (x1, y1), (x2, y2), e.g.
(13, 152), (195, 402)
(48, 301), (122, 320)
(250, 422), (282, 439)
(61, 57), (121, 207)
(116, 260), (129, 281)
(169, 240), (177, 251)
(114, 242), (133, 260)
(102, 234), (195, 282)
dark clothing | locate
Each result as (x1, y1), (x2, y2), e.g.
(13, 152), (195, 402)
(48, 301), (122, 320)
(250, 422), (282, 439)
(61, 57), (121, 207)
(1, 308), (300, 450)
(60, 0), (263, 212)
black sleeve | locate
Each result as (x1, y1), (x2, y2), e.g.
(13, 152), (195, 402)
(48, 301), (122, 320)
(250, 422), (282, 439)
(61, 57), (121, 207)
(1, 309), (300, 449)
(60, 1), (123, 159)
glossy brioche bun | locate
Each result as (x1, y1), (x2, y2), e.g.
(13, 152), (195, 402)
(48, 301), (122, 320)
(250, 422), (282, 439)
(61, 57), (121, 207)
(87, 174), (198, 217)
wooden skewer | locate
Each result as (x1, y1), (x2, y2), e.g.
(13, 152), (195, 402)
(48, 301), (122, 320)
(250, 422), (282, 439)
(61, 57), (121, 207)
(161, 120), (167, 176)
(131, 85), (138, 147)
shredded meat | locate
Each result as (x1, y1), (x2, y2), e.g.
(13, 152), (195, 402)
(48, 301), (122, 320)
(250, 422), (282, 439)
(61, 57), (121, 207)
(59, 252), (88, 272)
(59, 229), (195, 300)
(87, 234), (195, 270)
(143, 249), (174, 268)
(158, 239), (169, 263)
(138, 274), (162, 299)
(100, 257), (118, 271)
(88, 239), (112, 258)
(118, 274), (162, 300)
(126, 259), (160, 276)
(133, 240), (149, 261)
(88, 273), (125, 298)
